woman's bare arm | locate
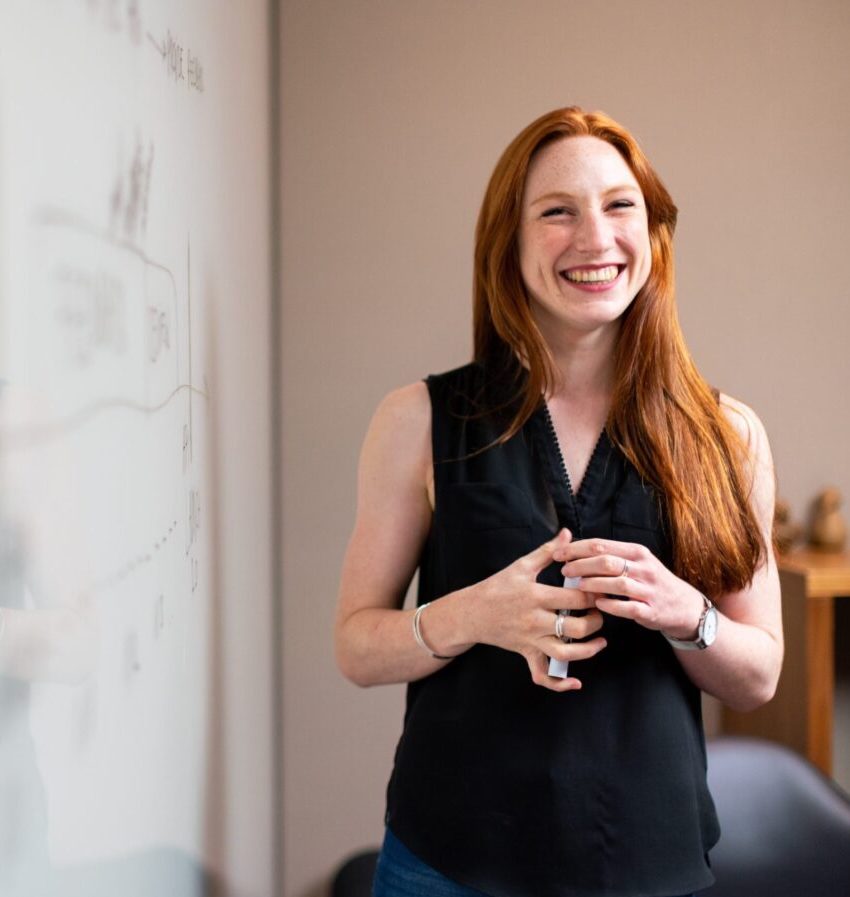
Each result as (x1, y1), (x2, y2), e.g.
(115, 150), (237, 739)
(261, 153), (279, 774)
(334, 382), (470, 686)
(669, 396), (782, 710)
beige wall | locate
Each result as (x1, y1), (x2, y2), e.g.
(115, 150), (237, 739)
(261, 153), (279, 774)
(280, 1), (850, 894)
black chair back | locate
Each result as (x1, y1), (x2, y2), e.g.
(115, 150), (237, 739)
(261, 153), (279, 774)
(705, 736), (850, 896)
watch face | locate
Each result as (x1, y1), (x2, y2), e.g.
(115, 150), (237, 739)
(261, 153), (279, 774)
(702, 607), (718, 646)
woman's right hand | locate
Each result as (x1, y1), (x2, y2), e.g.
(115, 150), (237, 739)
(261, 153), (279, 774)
(466, 529), (607, 691)
(336, 383), (605, 692)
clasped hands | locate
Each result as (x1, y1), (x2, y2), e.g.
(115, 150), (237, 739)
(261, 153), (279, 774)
(473, 528), (706, 692)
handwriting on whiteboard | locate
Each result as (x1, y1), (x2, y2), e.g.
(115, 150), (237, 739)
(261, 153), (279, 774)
(109, 136), (154, 244)
(147, 29), (205, 94)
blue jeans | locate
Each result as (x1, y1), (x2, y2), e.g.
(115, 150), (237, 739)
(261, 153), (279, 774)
(372, 828), (492, 896)
(372, 827), (697, 897)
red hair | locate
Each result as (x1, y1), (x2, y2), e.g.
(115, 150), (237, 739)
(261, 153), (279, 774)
(473, 107), (763, 596)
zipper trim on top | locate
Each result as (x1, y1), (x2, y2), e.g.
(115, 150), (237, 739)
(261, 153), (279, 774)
(541, 401), (585, 540)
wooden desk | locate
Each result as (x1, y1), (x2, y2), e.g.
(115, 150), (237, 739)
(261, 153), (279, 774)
(722, 550), (850, 775)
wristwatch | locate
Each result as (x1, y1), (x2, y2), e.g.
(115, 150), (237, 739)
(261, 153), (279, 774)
(663, 593), (717, 650)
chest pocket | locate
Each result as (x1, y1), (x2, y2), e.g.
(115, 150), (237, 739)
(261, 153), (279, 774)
(610, 473), (672, 566)
(437, 482), (533, 594)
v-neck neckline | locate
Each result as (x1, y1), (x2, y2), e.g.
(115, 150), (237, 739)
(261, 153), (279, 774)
(536, 402), (609, 538)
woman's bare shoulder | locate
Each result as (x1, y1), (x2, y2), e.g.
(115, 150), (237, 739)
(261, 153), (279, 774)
(361, 381), (432, 496)
(717, 392), (775, 505)
(366, 381), (431, 460)
(717, 392), (770, 454)
(372, 380), (431, 428)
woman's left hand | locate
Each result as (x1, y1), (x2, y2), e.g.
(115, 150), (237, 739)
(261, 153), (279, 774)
(547, 400), (782, 713)
(555, 537), (705, 640)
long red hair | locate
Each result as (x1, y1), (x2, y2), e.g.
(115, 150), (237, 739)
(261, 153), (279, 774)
(473, 107), (763, 596)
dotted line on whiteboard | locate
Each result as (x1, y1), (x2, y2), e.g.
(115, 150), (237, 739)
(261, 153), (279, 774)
(88, 518), (179, 595)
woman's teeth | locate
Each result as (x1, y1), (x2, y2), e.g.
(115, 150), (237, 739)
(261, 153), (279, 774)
(563, 265), (619, 284)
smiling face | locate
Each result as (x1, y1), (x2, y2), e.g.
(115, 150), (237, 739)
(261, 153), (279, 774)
(518, 135), (651, 341)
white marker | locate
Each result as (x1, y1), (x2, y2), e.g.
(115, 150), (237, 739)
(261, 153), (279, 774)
(548, 576), (582, 679)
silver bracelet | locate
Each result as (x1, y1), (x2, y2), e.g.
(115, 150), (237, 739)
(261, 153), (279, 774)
(412, 602), (454, 660)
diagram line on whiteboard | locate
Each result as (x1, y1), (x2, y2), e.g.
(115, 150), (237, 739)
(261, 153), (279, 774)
(33, 206), (179, 290)
(188, 235), (193, 465)
(0, 383), (208, 451)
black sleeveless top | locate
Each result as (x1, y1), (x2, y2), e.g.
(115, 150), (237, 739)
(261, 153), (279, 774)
(385, 362), (719, 897)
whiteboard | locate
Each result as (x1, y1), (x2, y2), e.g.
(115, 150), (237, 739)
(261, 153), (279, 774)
(0, 3), (276, 895)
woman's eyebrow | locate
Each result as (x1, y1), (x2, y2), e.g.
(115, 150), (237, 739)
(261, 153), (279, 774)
(529, 185), (641, 206)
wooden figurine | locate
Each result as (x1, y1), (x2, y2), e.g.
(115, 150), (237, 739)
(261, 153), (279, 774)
(773, 498), (801, 555)
(808, 487), (847, 552)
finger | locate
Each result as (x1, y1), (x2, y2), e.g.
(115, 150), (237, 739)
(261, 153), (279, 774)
(537, 610), (604, 645)
(572, 575), (647, 601)
(560, 538), (645, 564)
(550, 530), (575, 562)
(562, 553), (640, 580)
(519, 529), (572, 575)
(595, 595), (652, 625)
(526, 652), (582, 692)
(534, 583), (597, 612)
(545, 635), (607, 663)
(560, 608), (604, 639)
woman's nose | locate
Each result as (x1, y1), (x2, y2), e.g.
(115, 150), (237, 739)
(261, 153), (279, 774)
(574, 211), (612, 253)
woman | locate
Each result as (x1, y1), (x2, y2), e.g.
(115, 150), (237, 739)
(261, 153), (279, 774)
(335, 107), (782, 897)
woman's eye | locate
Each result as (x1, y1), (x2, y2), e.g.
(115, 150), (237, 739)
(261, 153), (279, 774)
(541, 206), (573, 218)
(609, 199), (635, 210)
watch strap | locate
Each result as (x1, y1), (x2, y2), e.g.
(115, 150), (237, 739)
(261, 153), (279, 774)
(663, 593), (715, 651)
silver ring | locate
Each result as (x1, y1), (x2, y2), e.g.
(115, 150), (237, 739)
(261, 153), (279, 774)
(555, 612), (565, 640)
(620, 558), (630, 578)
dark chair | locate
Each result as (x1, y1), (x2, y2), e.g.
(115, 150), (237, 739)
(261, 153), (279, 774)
(704, 736), (850, 897)
(331, 848), (379, 897)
